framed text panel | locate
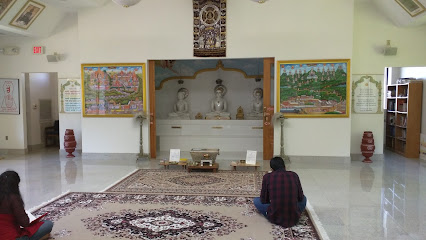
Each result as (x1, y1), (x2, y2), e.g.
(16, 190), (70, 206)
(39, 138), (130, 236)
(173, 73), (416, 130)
(60, 78), (81, 113)
(352, 74), (383, 114)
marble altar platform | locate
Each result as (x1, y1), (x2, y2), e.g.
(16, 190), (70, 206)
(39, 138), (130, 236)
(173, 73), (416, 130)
(156, 119), (263, 152)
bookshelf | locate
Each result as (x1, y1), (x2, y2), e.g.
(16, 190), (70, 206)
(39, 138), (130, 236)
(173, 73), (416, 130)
(385, 81), (422, 158)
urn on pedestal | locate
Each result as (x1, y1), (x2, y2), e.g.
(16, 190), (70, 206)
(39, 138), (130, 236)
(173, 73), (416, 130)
(361, 131), (375, 163)
(64, 129), (77, 158)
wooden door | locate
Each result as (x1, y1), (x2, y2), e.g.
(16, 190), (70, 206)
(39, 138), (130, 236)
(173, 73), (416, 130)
(148, 60), (157, 158)
(263, 58), (274, 160)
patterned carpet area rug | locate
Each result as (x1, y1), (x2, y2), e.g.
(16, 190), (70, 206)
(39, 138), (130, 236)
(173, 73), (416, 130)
(105, 169), (265, 197)
(32, 192), (321, 240)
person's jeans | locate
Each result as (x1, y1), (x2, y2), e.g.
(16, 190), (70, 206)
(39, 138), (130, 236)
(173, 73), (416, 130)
(253, 197), (269, 217)
(297, 195), (307, 213)
(16, 220), (53, 240)
(253, 195), (308, 218)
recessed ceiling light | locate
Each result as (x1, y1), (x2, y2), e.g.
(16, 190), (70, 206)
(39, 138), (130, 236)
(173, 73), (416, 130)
(112, 0), (142, 8)
(251, 0), (268, 3)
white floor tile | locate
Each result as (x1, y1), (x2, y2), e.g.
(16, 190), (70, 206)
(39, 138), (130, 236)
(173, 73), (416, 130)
(0, 148), (425, 239)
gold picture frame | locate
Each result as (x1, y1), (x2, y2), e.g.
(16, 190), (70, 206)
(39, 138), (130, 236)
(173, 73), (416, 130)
(395, 0), (425, 17)
(9, 0), (45, 30)
(277, 59), (350, 118)
(81, 63), (146, 118)
(0, 0), (18, 20)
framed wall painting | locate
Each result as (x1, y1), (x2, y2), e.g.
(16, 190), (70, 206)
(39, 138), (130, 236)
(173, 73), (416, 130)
(9, 0), (45, 30)
(352, 74), (383, 114)
(81, 63), (146, 117)
(395, 0), (425, 17)
(277, 59), (350, 118)
(0, 78), (20, 115)
(0, 0), (18, 20)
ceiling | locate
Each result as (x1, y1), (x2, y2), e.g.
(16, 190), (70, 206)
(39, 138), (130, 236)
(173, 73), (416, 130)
(374, 0), (426, 26)
(39, 0), (109, 11)
(0, 0), (425, 38)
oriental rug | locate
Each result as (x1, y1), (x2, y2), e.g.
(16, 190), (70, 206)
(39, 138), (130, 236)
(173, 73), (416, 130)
(32, 192), (321, 240)
(105, 169), (265, 197)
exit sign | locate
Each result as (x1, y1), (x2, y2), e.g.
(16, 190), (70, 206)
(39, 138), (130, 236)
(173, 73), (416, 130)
(33, 46), (45, 55)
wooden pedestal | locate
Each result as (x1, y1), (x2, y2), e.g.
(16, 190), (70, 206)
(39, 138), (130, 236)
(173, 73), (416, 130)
(187, 163), (219, 173)
(231, 162), (260, 171)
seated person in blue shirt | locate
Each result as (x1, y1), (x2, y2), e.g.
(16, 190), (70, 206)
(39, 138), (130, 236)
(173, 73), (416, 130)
(253, 156), (307, 227)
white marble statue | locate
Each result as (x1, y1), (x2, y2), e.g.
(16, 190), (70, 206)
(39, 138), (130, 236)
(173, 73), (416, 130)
(247, 88), (263, 120)
(168, 88), (190, 119)
(205, 85), (231, 120)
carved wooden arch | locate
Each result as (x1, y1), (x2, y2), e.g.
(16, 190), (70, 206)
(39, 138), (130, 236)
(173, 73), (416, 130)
(156, 60), (263, 90)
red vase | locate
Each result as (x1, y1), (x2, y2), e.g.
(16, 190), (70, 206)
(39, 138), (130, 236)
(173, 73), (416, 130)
(361, 131), (375, 163)
(64, 129), (76, 158)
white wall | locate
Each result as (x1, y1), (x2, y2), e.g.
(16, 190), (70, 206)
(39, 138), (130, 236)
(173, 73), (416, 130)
(0, 75), (26, 150)
(351, 1), (426, 154)
(12, 0), (424, 157)
(0, 12), (82, 151)
(77, 0), (354, 156)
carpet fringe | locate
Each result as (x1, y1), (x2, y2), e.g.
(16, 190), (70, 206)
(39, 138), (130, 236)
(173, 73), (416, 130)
(306, 201), (330, 240)
(101, 168), (139, 192)
(27, 190), (71, 213)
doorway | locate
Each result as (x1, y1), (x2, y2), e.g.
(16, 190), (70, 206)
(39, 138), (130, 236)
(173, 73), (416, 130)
(148, 58), (274, 160)
(25, 72), (59, 151)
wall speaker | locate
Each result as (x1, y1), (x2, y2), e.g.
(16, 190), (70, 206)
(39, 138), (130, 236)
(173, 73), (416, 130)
(46, 53), (60, 62)
(384, 47), (398, 56)
(383, 40), (397, 56)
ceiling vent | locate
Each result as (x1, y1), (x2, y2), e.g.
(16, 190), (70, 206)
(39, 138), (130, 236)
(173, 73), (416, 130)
(395, 0), (426, 17)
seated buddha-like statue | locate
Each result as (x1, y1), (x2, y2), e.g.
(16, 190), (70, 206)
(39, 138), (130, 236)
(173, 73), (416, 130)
(205, 85), (231, 120)
(246, 88), (263, 120)
(168, 88), (190, 120)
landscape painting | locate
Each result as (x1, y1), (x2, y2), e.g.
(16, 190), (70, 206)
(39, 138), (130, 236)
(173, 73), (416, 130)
(277, 59), (350, 118)
(81, 63), (146, 117)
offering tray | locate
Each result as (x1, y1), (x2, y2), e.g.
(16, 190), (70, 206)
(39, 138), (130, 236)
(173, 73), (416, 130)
(189, 148), (220, 164)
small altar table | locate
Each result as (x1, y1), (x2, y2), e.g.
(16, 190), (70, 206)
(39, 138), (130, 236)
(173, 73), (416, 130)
(159, 161), (187, 169)
(231, 162), (260, 171)
(187, 163), (219, 173)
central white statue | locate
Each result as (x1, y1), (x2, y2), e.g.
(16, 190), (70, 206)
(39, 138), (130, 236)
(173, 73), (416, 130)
(205, 85), (231, 120)
(168, 88), (190, 120)
(247, 88), (263, 120)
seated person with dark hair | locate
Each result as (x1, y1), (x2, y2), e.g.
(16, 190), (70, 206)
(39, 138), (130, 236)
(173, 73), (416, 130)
(253, 156), (307, 228)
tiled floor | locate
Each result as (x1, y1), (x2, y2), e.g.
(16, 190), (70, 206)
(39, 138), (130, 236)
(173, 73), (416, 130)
(0, 148), (425, 240)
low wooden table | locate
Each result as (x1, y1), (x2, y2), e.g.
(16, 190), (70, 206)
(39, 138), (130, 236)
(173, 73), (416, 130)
(159, 161), (187, 169)
(187, 163), (219, 172)
(231, 162), (260, 171)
